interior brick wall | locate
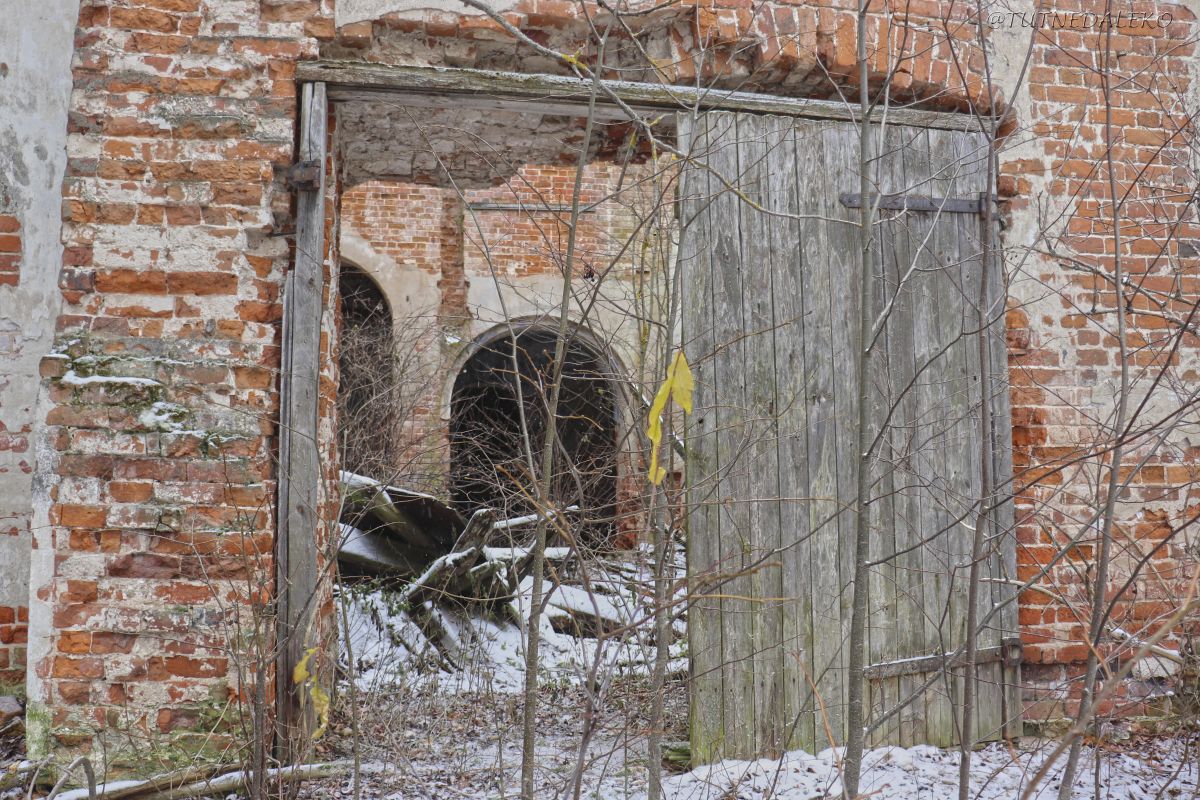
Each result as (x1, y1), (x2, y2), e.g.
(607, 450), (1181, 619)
(339, 161), (652, 520)
(0, 214), (20, 287)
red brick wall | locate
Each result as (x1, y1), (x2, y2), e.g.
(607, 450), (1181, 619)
(327, 0), (993, 111)
(21, 0), (1197, 767)
(0, 214), (20, 287)
(339, 162), (645, 501)
(0, 606), (27, 686)
(29, 0), (337, 768)
(1000, 1), (1198, 723)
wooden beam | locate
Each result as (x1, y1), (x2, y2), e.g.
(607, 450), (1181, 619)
(297, 61), (980, 132)
(277, 80), (328, 758)
(839, 192), (997, 214)
(864, 638), (1023, 681)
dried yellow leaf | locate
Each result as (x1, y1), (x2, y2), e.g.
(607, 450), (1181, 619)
(647, 351), (693, 485)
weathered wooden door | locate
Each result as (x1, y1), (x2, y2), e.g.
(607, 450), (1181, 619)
(680, 111), (1019, 762)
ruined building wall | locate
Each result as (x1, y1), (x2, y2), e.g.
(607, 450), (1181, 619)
(22, 0), (339, 767)
(996, 0), (1200, 723)
(0, 0), (1195, 771)
(338, 156), (669, 536)
(0, 2), (81, 689)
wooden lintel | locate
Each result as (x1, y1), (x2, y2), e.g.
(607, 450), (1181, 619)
(296, 60), (980, 132)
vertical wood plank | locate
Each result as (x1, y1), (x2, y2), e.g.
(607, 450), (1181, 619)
(709, 111), (755, 758)
(899, 125), (957, 746)
(777, 118), (817, 751)
(795, 120), (845, 750)
(947, 129), (988, 745)
(879, 123), (929, 747)
(865, 123), (906, 747)
(680, 112), (725, 762)
(826, 121), (868, 748)
(737, 114), (786, 756)
(277, 81), (328, 755)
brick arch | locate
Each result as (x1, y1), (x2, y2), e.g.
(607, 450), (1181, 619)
(443, 317), (641, 543)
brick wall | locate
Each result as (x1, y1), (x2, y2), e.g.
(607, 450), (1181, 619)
(13, 0), (1197, 771)
(26, 0), (337, 769)
(338, 160), (655, 521)
(326, 0), (993, 111)
(999, 1), (1199, 724)
(0, 192), (30, 674)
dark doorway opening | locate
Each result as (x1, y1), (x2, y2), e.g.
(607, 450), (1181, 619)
(337, 264), (393, 478)
(450, 327), (618, 543)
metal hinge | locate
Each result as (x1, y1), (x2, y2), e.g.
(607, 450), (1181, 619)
(287, 160), (322, 191)
(840, 192), (997, 216)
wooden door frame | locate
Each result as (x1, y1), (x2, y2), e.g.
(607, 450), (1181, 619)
(279, 62), (1003, 755)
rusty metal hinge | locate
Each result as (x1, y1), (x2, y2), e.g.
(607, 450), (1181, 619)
(840, 192), (997, 215)
(287, 160), (322, 191)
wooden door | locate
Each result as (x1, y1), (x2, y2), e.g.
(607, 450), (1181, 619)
(680, 111), (1019, 762)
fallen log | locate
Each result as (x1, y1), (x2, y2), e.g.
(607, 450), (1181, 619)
(53, 760), (394, 800)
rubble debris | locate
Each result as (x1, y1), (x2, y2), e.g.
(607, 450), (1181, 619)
(338, 472), (465, 578)
(337, 471), (577, 584)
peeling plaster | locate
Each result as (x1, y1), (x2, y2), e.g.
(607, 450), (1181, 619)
(0, 1), (80, 745)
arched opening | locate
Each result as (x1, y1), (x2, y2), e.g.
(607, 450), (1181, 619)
(337, 263), (394, 478)
(450, 325), (619, 543)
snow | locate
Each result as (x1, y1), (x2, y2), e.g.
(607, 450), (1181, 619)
(340, 572), (680, 694)
(54, 779), (145, 800)
(137, 400), (190, 432)
(493, 505), (579, 530)
(59, 370), (160, 388)
(331, 541), (1197, 800)
(649, 739), (1200, 799)
(339, 470), (441, 501)
(338, 547), (686, 695)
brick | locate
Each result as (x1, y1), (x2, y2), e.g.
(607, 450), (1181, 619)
(58, 505), (108, 528)
(52, 657), (104, 680)
(166, 272), (238, 295)
(107, 553), (181, 579)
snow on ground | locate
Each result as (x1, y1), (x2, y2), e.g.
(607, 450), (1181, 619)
(304, 722), (1199, 800)
(329, 546), (1198, 800)
(656, 739), (1200, 800)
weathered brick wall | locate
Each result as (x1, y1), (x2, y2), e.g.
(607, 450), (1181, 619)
(25, 0), (339, 769)
(9, 0), (1196, 771)
(1, 1), (80, 692)
(0, 204), (28, 685)
(326, 0), (993, 110)
(998, 1), (1199, 725)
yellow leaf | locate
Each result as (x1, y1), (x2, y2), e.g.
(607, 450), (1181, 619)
(646, 351), (693, 485)
(292, 648), (330, 740)
(669, 351), (694, 413)
(310, 683), (330, 740)
(292, 649), (313, 686)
